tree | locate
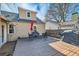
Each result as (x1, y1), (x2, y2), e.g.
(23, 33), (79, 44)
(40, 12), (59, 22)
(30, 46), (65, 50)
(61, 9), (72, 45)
(45, 3), (79, 31)
(47, 3), (79, 22)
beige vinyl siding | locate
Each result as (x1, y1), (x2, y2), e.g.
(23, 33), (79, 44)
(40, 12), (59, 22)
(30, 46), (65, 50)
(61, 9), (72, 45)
(18, 7), (36, 20)
(8, 22), (32, 41)
(34, 23), (45, 35)
(18, 8), (26, 19)
(15, 22), (29, 38)
(8, 22), (17, 41)
(8, 22), (45, 41)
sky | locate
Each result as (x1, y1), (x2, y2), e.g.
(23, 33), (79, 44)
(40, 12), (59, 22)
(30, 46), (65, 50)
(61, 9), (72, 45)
(1, 3), (49, 22)
(66, 3), (79, 21)
(1, 3), (79, 22)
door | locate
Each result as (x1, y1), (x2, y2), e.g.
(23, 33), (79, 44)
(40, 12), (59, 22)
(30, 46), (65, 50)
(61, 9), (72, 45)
(2, 25), (4, 43)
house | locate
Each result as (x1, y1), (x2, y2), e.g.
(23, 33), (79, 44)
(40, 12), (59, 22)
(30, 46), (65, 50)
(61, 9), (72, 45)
(59, 21), (75, 30)
(0, 16), (8, 47)
(0, 10), (19, 47)
(0, 10), (19, 42)
(7, 7), (45, 41)
(45, 20), (59, 30)
(0, 7), (45, 47)
(45, 20), (61, 38)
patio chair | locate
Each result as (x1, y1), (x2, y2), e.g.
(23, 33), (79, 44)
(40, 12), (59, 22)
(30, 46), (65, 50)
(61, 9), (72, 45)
(32, 31), (39, 38)
(28, 30), (40, 39)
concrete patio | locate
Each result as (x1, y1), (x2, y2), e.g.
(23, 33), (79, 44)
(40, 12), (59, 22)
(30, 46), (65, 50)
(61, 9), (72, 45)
(13, 37), (64, 56)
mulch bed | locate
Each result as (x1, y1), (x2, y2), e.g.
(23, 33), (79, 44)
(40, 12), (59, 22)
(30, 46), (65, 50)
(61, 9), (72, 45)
(0, 40), (17, 56)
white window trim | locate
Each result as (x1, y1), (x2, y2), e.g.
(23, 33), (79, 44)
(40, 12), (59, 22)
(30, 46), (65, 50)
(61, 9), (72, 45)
(8, 24), (15, 34)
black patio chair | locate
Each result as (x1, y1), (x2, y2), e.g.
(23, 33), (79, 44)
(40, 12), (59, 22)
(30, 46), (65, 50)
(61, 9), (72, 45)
(28, 30), (40, 39)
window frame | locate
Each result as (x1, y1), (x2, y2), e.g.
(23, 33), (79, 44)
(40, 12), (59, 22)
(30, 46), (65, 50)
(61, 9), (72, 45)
(26, 11), (31, 18)
(9, 24), (14, 33)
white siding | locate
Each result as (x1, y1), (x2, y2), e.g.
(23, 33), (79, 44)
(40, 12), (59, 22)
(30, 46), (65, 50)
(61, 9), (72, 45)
(45, 21), (59, 30)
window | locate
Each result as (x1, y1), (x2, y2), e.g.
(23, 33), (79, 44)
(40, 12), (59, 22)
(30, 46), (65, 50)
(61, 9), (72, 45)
(27, 12), (31, 17)
(9, 24), (14, 33)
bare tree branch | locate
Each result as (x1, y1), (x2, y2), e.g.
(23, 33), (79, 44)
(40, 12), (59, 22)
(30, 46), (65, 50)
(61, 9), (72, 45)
(46, 3), (79, 22)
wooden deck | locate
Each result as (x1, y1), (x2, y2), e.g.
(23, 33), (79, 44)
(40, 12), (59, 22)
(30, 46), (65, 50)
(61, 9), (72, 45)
(49, 41), (79, 56)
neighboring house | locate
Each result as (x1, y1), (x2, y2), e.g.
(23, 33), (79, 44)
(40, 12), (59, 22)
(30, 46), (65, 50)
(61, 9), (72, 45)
(59, 21), (75, 30)
(59, 12), (79, 31)
(0, 16), (8, 47)
(45, 20), (59, 30)
(45, 20), (63, 38)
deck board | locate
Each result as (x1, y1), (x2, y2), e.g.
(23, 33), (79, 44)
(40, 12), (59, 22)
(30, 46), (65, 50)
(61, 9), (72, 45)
(49, 41), (79, 56)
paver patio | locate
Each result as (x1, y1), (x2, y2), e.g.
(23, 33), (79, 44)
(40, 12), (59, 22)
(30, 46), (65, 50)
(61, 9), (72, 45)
(13, 37), (64, 56)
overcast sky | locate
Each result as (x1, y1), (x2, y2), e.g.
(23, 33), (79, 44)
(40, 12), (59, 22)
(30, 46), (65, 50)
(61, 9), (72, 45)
(1, 3), (49, 21)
